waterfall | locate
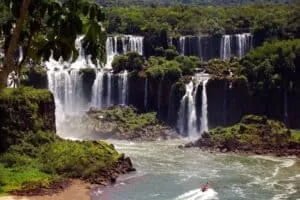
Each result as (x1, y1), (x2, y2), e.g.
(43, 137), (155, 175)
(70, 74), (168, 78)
(144, 78), (148, 110)
(106, 72), (112, 107)
(46, 36), (96, 117)
(177, 81), (197, 137)
(46, 57), (85, 115)
(179, 36), (185, 55)
(220, 35), (231, 60)
(104, 37), (118, 69)
(121, 35), (144, 55)
(200, 79), (209, 133)
(177, 73), (209, 137)
(118, 70), (128, 105)
(236, 33), (252, 58)
(91, 70), (104, 108)
(177, 33), (252, 60)
(91, 35), (144, 108)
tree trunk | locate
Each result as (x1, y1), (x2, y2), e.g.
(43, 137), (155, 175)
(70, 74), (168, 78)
(0, 0), (31, 90)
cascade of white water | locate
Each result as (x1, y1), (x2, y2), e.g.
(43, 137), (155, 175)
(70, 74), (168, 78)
(91, 35), (144, 108)
(177, 81), (196, 137)
(180, 36), (185, 55)
(118, 70), (128, 105)
(129, 36), (144, 55)
(91, 70), (104, 108)
(144, 78), (148, 110)
(236, 33), (252, 58)
(106, 72), (112, 107)
(200, 79), (209, 133)
(46, 36), (96, 117)
(177, 73), (209, 137)
(104, 37), (118, 70)
(220, 35), (231, 60)
(121, 35), (144, 55)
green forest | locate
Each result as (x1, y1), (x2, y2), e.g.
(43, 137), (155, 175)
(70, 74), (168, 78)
(104, 4), (300, 42)
(97, 0), (292, 6)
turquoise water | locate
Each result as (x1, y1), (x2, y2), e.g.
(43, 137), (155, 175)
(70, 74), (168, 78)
(94, 140), (300, 200)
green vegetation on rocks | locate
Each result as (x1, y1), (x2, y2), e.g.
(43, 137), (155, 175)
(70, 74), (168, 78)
(241, 39), (300, 92)
(186, 115), (300, 156)
(0, 88), (133, 195)
(112, 52), (145, 73)
(112, 51), (202, 81)
(90, 105), (158, 132)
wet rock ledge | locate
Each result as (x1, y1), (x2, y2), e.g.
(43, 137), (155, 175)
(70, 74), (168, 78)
(64, 105), (180, 141)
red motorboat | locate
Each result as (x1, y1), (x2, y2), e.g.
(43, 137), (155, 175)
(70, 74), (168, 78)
(201, 183), (211, 192)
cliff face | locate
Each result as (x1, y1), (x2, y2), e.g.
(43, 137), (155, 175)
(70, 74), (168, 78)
(127, 76), (300, 129)
(205, 79), (300, 129)
(0, 87), (56, 152)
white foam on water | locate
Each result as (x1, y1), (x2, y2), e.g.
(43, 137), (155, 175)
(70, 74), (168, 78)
(272, 183), (297, 200)
(175, 188), (218, 200)
(231, 184), (246, 199)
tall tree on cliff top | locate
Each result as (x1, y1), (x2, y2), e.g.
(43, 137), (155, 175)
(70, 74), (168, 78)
(0, 0), (106, 90)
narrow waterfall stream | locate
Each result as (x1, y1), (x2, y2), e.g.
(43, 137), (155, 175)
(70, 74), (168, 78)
(119, 70), (129, 105)
(200, 79), (209, 133)
(92, 70), (104, 108)
(220, 35), (231, 60)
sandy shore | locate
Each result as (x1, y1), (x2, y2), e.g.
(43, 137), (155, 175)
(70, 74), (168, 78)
(0, 180), (93, 200)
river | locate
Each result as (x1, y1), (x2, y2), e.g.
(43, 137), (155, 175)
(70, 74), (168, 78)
(89, 139), (300, 200)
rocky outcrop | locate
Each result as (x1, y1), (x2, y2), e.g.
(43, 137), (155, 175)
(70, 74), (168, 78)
(184, 115), (300, 157)
(89, 153), (135, 185)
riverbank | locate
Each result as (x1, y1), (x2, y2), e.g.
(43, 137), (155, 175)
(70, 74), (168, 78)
(0, 180), (92, 200)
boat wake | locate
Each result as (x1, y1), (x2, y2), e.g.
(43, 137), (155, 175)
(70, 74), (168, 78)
(175, 188), (218, 200)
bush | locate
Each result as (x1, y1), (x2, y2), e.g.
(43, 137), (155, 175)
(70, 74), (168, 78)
(103, 106), (158, 132)
(165, 49), (179, 60)
(146, 57), (182, 80)
(38, 140), (119, 178)
(112, 52), (144, 73)
(0, 88), (55, 153)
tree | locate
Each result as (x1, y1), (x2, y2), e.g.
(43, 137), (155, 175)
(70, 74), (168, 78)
(0, 0), (106, 90)
(0, 0), (31, 89)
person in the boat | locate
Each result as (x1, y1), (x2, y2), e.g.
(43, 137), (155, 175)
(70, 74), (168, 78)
(201, 182), (210, 192)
